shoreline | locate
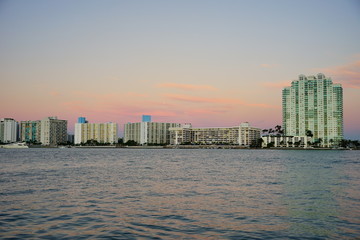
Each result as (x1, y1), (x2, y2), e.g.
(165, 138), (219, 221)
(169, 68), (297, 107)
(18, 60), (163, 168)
(7, 145), (356, 150)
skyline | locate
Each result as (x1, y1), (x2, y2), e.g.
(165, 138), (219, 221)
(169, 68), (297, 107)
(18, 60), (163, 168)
(1, 1), (359, 139)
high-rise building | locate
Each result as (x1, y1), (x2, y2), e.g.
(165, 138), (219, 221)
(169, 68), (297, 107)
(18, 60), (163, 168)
(40, 117), (67, 146)
(124, 116), (182, 145)
(0, 118), (17, 143)
(282, 73), (343, 146)
(74, 118), (118, 144)
(20, 120), (41, 143)
(169, 122), (261, 146)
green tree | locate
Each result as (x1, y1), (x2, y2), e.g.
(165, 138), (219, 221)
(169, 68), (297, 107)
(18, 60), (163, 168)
(125, 140), (138, 146)
(250, 138), (263, 148)
(306, 130), (313, 138)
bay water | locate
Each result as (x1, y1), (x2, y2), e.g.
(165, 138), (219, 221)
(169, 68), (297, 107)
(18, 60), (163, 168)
(0, 148), (359, 239)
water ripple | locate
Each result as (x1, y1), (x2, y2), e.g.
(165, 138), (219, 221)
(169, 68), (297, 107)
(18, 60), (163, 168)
(0, 149), (359, 239)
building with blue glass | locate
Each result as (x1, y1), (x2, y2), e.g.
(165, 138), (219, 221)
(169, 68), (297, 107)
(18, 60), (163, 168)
(142, 115), (152, 122)
(78, 117), (87, 123)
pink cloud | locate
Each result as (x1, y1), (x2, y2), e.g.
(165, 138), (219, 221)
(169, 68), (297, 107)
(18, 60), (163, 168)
(185, 109), (228, 116)
(316, 60), (360, 89)
(260, 81), (289, 89)
(163, 93), (279, 109)
(125, 92), (148, 97)
(156, 82), (217, 91)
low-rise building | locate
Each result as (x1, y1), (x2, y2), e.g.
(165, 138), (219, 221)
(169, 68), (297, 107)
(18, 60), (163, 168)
(169, 122), (261, 146)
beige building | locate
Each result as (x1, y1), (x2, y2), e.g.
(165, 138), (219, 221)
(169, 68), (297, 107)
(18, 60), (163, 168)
(20, 120), (41, 143)
(124, 121), (182, 145)
(169, 122), (261, 146)
(40, 117), (67, 146)
(74, 121), (118, 144)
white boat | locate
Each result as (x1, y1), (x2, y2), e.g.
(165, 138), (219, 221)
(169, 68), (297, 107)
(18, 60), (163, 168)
(0, 142), (29, 149)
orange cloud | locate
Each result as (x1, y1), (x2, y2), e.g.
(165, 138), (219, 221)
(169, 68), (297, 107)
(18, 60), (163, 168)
(260, 63), (279, 69)
(156, 82), (217, 91)
(316, 60), (360, 89)
(49, 91), (60, 96)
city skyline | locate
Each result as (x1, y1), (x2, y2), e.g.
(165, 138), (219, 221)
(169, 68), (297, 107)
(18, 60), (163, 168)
(1, 1), (359, 139)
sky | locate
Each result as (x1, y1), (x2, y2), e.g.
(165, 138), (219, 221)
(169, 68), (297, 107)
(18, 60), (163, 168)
(0, 0), (359, 139)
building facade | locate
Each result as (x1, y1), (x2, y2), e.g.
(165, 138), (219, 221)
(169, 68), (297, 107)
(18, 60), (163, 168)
(0, 118), (17, 143)
(74, 117), (118, 144)
(169, 122), (261, 146)
(20, 120), (41, 143)
(282, 73), (343, 146)
(40, 117), (67, 145)
(124, 116), (182, 145)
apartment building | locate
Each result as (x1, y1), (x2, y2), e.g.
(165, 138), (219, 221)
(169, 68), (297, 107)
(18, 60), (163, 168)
(282, 73), (343, 146)
(74, 117), (118, 144)
(40, 117), (67, 146)
(20, 120), (41, 143)
(169, 122), (261, 146)
(0, 118), (17, 143)
(124, 116), (182, 145)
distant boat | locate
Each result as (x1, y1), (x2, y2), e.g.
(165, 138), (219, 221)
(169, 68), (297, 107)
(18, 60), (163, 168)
(0, 142), (29, 149)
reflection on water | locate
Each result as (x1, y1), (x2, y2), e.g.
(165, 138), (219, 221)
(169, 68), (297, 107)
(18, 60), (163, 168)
(0, 149), (359, 239)
(281, 151), (342, 238)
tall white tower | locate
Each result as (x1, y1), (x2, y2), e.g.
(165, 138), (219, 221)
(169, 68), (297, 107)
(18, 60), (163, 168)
(282, 73), (343, 146)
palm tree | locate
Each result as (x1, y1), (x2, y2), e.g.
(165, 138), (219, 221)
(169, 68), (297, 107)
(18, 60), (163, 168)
(306, 130), (313, 138)
(268, 128), (274, 135)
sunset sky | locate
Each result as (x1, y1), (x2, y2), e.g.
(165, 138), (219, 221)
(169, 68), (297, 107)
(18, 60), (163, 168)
(1, 0), (359, 139)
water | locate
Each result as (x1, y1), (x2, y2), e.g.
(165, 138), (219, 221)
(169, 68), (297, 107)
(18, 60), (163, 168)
(0, 148), (359, 239)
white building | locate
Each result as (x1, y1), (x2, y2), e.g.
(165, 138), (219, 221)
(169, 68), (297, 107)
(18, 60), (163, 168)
(74, 120), (118, 144)
(261, 135), (311, 148)
(0, 118), (17, 143)
(40, 117), (67, 146)
(169, 122), (261, 146)
(282, 73), (343, 147)
(124, 118), (182, 145)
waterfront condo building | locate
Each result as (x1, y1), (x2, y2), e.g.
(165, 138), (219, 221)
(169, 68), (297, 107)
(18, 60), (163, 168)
(282, 73), (343, 146)
(40, 117), (68, 146)
(124, 116), (182, 145)
(169, 122), (261, 146)
(74, 117), (118, 144)
(0, 118), (18, 143)
(20, 120), (41, 143)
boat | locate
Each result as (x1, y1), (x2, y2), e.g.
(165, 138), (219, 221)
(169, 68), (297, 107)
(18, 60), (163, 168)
(0, 142), (29, 149)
